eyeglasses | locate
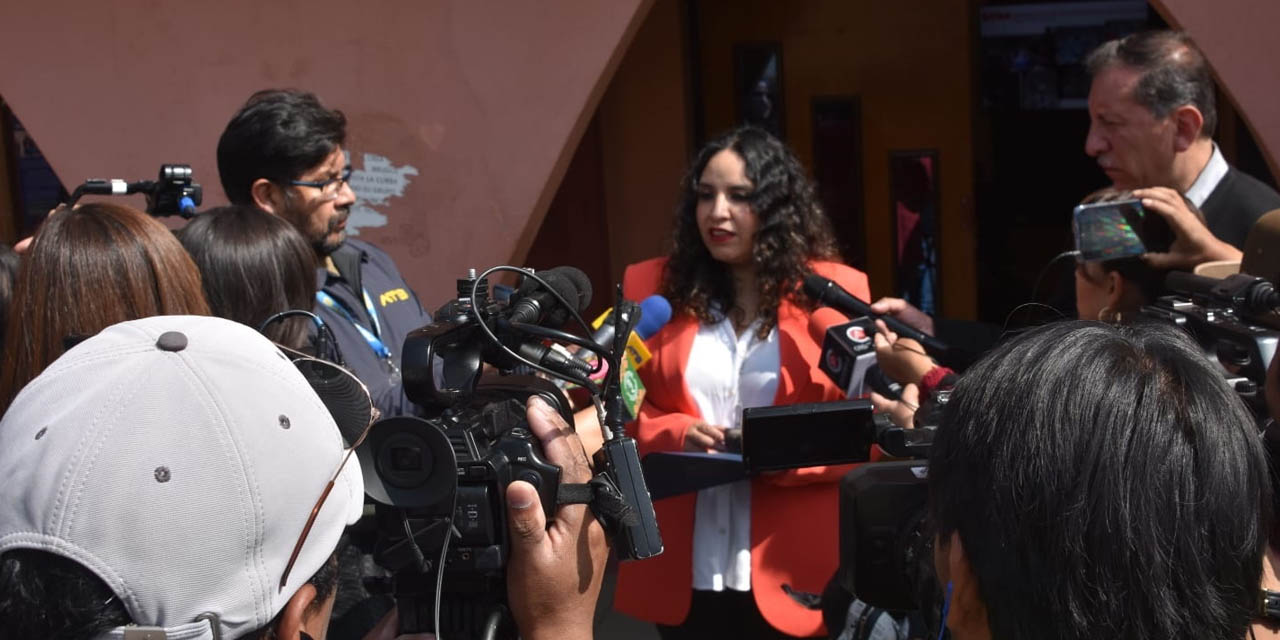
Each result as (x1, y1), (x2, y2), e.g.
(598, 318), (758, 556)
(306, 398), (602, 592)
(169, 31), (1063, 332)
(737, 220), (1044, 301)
(276, 346), (379, 591)
(288, 166), (353, 201)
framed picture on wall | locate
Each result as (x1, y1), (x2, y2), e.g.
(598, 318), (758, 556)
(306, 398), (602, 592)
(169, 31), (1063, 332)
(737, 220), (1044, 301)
(889, 150), (941, 315)
(811, 96), (864, 269)
(733, 42), (785, 139)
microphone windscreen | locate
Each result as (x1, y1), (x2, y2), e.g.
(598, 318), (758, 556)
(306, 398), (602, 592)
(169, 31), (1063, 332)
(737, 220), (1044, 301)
(525, 266), (591, 311)
(558, 266), (593, 311)
(809, 307), (850, 345)
(636, 295), (673, 339)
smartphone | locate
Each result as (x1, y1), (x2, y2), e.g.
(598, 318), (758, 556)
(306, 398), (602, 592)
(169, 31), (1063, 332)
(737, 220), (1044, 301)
(1073, 198), (1157, 262)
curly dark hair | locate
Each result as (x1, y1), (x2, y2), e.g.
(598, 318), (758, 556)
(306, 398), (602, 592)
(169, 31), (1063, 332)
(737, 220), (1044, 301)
(662, 126), (839, 338)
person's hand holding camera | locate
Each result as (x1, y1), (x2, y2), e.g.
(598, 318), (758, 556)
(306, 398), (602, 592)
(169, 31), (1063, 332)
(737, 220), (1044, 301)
(1136, 186), (1242, 270)
(505, 396), (608, 640)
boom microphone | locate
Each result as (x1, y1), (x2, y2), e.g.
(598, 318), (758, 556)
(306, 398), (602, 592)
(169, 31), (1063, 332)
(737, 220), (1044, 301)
(509, 266), (593, 327)
(802, 274), (949, 356)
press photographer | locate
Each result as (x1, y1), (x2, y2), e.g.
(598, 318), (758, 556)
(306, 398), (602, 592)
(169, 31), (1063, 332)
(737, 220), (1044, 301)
(354, 265), (660, 639)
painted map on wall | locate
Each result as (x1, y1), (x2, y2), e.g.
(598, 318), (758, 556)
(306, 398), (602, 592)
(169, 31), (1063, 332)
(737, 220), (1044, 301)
(347, 152), (419, 235)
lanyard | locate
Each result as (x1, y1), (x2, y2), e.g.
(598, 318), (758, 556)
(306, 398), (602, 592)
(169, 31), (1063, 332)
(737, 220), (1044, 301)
(316, 289), (391, 361)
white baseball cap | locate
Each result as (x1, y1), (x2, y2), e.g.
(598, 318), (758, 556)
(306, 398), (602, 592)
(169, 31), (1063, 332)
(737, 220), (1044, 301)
(0, 315), (365, 639)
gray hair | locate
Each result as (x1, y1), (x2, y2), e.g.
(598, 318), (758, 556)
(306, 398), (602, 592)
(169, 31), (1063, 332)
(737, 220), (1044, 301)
(1085, 30), (1216, 137)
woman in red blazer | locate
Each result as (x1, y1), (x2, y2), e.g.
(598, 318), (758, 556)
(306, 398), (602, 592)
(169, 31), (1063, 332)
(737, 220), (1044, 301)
(614, 126), (871, 638)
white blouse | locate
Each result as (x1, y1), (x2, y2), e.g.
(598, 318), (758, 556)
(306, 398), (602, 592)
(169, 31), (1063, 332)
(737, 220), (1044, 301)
(685, 316), (780, 591)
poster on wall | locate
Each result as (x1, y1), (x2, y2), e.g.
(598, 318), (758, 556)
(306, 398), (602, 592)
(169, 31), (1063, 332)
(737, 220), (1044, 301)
(812, 96), (864, 270)
(734, 42), (785, 139)
(889, 150), (940, 315)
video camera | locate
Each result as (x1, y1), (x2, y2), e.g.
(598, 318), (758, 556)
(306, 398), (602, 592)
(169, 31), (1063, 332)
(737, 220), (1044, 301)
(69, 164), (202, 218)
(1138, 271), (1280, 418)
(355, 266), (662, 639)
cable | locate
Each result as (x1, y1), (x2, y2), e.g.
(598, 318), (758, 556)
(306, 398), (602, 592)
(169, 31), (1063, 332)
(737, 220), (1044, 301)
(1001, 302), (1069, 336)
(468, 266), (604, 396)
(258, 308), (325, 332)
(434, 523), (452, 640)
(480, 607), (503, 640)
(1029, 249), (1080, 304)
(507, 321), (611, 372)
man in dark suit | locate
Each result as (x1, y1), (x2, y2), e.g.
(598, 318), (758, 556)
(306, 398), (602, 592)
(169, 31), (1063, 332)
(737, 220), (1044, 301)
(1084, 30), (1280, 249)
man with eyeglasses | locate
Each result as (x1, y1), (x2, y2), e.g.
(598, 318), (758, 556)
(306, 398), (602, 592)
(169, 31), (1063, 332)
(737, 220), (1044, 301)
(217, 89), (431, 420)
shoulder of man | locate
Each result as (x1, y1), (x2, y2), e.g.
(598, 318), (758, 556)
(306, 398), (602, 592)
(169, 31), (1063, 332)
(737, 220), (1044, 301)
(343, 237), (398, 268)
(341, 237), (428, 319)
(1221, 165), (1280, 211)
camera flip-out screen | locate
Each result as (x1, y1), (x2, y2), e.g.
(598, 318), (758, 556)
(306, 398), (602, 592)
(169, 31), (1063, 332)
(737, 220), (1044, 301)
(742, 399), (875, 473)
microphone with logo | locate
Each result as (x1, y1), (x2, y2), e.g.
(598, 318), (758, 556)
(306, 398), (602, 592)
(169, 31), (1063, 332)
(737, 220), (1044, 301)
(809, 307), (882, 399)
(802, 273), (949, 358)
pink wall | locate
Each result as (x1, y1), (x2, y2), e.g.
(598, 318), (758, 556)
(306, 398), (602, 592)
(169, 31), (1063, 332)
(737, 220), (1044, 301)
(1154, 0), (1280, 179)
(0, 1), (651, 306)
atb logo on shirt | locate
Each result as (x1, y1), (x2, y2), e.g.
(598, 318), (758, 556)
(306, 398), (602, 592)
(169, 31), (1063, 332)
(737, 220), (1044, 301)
(379, 288), (410, 307)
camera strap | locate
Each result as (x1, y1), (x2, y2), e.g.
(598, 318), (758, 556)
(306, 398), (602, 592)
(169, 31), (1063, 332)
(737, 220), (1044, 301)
(556, 473), (638, 534)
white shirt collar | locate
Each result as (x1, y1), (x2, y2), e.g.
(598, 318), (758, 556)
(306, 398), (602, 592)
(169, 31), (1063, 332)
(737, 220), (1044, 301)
(1185, 143), (1229, 207)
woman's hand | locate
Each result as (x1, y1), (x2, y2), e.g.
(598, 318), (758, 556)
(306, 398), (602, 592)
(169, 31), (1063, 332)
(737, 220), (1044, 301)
(1134, 187), (1242, 269)
(873, 319), (937, 386)
(868, 297), (935, 336)
(870, 383), (920, 429)
(684, 421), (727, 452)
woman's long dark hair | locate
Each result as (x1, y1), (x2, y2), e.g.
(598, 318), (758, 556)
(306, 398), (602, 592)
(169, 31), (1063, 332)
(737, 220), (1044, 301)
(177, 205), (317, 350)
(662, 126), (839, 338)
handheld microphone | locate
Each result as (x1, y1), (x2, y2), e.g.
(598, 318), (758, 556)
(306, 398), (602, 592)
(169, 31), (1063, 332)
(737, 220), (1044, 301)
(579, 296), (674, 420)
(588, 295), (673, 350)
(802, 274), (949, 356)
(809, 308), (880, 398)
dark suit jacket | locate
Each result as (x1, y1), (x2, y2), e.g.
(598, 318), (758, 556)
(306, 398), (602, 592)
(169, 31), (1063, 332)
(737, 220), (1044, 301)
(1200, 166), (1280, 249)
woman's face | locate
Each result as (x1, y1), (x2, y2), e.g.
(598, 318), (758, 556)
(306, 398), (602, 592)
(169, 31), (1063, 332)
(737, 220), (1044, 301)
(1074, 260), (1113, 321)
(695, 149), (759, 267)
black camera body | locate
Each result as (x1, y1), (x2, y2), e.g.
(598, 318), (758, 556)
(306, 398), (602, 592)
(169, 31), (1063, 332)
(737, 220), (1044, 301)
(358, 377), (569, 636)
(145, 164), (203, 218)
(1138, 272), (1280, 417)
(358, 267), (661, 638)
(837, 460), (932, 612)
(833, 388), (948, 618)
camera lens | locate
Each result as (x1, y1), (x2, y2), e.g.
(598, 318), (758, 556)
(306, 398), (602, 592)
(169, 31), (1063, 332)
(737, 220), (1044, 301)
(377, 432), (435, 489)
(390, 445), (423, 471)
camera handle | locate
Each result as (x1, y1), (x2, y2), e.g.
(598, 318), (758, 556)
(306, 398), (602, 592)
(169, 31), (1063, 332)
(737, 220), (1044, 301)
(68, 165), (202, 218)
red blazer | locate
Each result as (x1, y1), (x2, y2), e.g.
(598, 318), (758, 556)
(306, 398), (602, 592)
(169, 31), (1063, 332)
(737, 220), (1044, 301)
(613, 257), (871, 637)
